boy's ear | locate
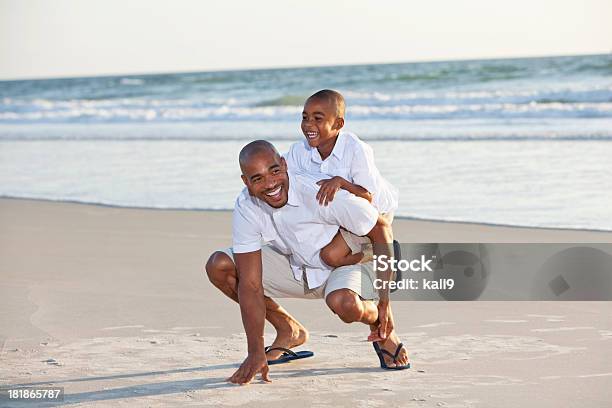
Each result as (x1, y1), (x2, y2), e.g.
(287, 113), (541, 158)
(334, 117), (345, 130)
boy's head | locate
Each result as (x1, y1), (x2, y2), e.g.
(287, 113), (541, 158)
(301, 89), (345, 149)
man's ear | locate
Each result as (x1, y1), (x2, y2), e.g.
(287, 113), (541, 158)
(280, 157), (287, 171)
(241, 174), (255, 196)
(334, 117), (345, 130)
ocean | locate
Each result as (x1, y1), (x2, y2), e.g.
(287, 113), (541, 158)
(1, 54), (611, 230)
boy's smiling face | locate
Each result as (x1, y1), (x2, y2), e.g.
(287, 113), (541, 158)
(301, 97), (344, 150)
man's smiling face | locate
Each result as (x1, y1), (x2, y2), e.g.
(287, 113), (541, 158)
(241, 151), (289, 208)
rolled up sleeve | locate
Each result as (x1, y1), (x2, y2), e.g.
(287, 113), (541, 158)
(232, 203), (262, 253)
(350, 144), (379, 195)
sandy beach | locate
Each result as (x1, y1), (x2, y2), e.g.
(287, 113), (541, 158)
(1, 198), (611, 407)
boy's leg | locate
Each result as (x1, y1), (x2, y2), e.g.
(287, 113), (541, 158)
(326, 212), (393, 268)
(320, 230), (366, 268)
(205, 248), (308, 360)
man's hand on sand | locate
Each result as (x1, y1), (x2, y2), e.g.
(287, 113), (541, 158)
(368, 300), (395, 342)
(227, 352), (271, 385)
(316, 177), (345, 206)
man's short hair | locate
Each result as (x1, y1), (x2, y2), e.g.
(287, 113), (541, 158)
(308, 89), (345, 118)
(239, 140), (280, 172)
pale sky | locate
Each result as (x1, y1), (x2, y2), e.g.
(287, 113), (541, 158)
(1, 0), (610, 80)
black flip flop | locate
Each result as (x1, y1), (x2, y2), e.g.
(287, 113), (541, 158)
(373, 341), (411, 370)
(264, 346), (314, 365)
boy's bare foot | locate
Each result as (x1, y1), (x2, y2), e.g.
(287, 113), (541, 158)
(374, 330), (409, 368)
(266, 320), (309, 361)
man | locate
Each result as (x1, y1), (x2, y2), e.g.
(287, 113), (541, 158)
(205, 140), (409, 385)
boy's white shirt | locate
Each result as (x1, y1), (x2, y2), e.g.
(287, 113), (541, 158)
(284, 130), (399, 214)
(232, 170), (378, 289)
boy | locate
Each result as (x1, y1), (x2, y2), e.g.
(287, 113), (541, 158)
(285, 89), (399, 267)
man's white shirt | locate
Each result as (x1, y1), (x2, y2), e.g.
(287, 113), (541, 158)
(284, 130), (399, 214)
(232, 171), (378, 289)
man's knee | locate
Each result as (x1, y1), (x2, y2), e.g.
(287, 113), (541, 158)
(325, 289), (364, 323)
(204, 251), (235, 286)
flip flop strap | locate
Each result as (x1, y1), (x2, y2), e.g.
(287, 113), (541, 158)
(375, 342), (404, 363)
(393, 343), (404, 360)
(375, 342), (395, 360)
(264, 346), (298, 357)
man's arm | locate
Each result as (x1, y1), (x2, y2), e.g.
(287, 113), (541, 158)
(227, 250), (271, 384)
(365, 215), (395, 341)
(318, 189), (394, 340)
(235, 250), (266, 353)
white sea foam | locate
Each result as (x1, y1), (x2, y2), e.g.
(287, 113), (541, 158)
(0, 102), (610, 123)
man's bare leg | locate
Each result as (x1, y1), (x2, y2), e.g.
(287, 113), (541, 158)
(325, 288), (409, 368)
(205, 251), (308, 360)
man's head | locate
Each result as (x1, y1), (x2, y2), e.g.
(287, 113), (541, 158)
(301, 89), (345, 149)
(239, 140), (289, 208)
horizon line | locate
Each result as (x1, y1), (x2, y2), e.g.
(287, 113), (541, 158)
(1, 51), (609, 83)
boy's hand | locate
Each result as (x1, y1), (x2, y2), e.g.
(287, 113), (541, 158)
(316, 176), (346, 206)
(227, 351), (271, 385)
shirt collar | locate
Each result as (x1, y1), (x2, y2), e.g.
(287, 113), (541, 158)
(309, 131), (346, 163)
(331, 131), (347, 160)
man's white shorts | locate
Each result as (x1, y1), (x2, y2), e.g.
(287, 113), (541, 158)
(219, 246), (377, 300)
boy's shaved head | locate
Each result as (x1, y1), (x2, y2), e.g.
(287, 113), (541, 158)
(239, 140), (281, 173)
(307, 89), (345, 118)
